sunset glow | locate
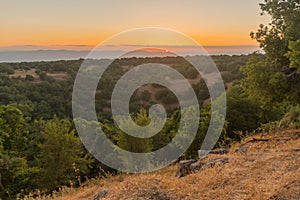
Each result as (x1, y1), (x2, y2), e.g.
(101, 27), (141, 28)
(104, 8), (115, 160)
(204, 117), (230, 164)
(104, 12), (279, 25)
(0, 0), (269, 48)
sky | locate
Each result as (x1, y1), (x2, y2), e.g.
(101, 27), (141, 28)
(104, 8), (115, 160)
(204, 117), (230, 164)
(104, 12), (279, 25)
(0, 0), (270, 48)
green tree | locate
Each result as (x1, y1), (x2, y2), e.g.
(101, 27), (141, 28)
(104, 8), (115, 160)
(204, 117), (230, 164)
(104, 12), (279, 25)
(0, 64), (14, 74)
(245, 0), (300, 104)
(25, 75), (34, 81)
(36, 117), (92, 191)
(117, 109), (153, 153)
(0, 105), (38, 199)
(117, 109), (154, 171)
(286, 39), (300, 72)
(225, 85), (261, 139)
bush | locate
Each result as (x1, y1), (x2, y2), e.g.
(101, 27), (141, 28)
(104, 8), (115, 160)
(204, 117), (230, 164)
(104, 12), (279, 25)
(25, 75), (34, 81)
(38, 71), (47, 80)
(0, 64), (14, 74)
(279, 105), (300, 129)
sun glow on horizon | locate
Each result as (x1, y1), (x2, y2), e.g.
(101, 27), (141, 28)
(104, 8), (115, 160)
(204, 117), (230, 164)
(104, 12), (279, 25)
(0, 0), (269, 48)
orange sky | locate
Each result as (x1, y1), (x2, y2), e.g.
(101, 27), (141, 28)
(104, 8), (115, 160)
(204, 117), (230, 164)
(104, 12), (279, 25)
(0, 0), (269, 47)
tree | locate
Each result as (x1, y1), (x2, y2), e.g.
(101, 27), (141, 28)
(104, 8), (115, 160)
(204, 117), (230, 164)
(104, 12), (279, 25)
(38, 71), (47, 81)
(286, 39), (300, 72)
(0, 105), (38, 199)
(36, 117), (92, 191)
(225, 85), (261, 138)
(245, 0), (300, 105)
(25, 75), (34, 81)
(117, 109), (154, 171)
(0, 64), (14, 75)
(117, 109), (153, 153)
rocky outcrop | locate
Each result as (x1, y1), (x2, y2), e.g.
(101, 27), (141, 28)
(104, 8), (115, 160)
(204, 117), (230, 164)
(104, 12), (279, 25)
(93, 189), (109, 200)
(175, 157), (229, 177)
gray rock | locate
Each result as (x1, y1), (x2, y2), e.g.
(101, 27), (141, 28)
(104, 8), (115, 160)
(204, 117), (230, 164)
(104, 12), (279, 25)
(209, 148), (229, 155)
(198, 150), (209, 159)
(152, 191), (171, 200)
(234, 146), (248, 155)
(175, 159), (197, 177)
(190, 162), (202, 171)
(198, 158), (229, 172)
(176, 158), (229, 177)
(198, 149), (229, 159)
(93, 189), (109, 200)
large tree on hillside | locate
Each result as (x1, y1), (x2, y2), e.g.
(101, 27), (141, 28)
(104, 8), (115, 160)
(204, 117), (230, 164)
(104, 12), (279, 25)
(243, 0), (300, 105)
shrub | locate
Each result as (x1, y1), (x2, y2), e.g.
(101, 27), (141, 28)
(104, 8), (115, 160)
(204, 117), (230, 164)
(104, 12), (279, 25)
(279, 105), (300, 129)
(25, 75), (34, 81)
(0, 64), (14, 74)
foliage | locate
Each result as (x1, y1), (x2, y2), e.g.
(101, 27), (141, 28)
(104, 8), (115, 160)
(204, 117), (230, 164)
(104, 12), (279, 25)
(225, 85), (261, 138)
(36, 117), (92, 192)
(286, 39), (300, 72)
(279, 105), (300, 129)
(25, 75), (34, 81)
(0, 106), (92, 198)
(0, 53), (290, 197)
(245, 0), (300, 104)
(117, 109), (154, 171)
(117, 109), (153, 153)
(0, 64), (14, 74)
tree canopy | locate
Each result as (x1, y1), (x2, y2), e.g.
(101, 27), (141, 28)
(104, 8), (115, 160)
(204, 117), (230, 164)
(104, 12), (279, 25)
(245, 0), (300, 105)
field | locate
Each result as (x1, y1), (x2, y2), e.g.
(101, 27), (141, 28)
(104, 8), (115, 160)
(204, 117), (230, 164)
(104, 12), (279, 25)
(9, 69), (69, 82)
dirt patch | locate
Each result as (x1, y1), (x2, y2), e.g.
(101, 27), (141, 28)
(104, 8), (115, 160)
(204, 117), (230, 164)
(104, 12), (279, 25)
(10, 69), (39, 79)
(10, 69), (69, 81)
(46, 72), (69, 80)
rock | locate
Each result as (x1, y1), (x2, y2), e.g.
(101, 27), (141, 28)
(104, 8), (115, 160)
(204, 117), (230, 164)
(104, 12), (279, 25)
(209, 148), (229, 155)
(234, 146), (248, 155)
(198, 150), (209, 159)
(190, 162), (202, 172)
(198, 158), (229, 172)
(137, 188), (170, 200)
(176, 158), (229, 177)
(93, 189), (109, 200)
(198, 149), (229, 159)
(175, 159), (197, 177)
(152, 191), (171, 200)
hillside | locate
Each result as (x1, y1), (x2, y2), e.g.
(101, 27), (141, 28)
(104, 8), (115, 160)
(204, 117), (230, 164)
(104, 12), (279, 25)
(0, 55), (248, 120)
(44, 130), (300, 200)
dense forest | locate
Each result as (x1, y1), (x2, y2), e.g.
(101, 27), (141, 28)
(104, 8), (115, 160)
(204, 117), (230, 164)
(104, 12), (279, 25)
(0, 0), (300, 199)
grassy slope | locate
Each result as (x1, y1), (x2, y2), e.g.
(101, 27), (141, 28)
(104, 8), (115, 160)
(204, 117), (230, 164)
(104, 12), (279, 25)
(50, 130), (300, 200)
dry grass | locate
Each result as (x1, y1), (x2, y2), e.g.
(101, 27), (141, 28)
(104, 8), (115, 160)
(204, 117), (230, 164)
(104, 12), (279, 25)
(46, 130), (300, 200)
(46, 72), (69, 80)
(10, 69), (40, 80)
(10, 69), (69, 82)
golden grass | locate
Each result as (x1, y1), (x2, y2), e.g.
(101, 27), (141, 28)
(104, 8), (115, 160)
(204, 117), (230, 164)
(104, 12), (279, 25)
(44, 129), (300, 200)
(10, 69), (40, 79)
(46, 72), (69, 80)
(10, 69), (69, 82)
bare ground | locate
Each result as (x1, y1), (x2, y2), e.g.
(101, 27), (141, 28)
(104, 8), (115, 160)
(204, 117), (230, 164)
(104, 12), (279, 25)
(10, 69), (69, 82)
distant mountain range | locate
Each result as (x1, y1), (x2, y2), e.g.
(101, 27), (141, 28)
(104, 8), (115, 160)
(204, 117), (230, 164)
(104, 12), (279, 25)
(0, 45), (262, 62)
